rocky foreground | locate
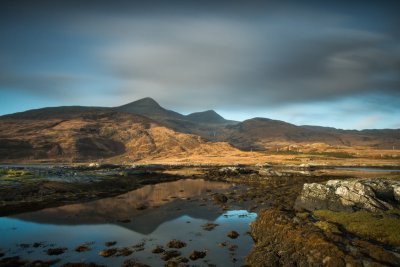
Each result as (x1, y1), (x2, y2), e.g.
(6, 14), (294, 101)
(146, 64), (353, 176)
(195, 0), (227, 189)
(247, 177), (400, 266)
(1, 164), (400, 266)
(295, 178), (400, 212)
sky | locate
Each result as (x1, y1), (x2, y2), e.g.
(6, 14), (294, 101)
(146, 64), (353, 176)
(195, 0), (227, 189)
(1, 0), (399, 129)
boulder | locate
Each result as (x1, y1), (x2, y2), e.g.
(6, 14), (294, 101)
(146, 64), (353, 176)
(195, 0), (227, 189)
(394, 185), (400, 202)
(255, 162), (272, 168)
(295, 179), (400, 212)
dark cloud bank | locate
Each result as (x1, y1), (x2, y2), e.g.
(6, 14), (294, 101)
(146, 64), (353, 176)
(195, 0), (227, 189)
(0, 0), (399, 127)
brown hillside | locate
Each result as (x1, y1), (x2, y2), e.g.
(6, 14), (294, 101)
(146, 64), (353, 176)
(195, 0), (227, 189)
(0, 111), (239, 162)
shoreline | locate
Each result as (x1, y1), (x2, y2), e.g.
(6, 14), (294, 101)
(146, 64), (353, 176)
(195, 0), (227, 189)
(1, 165), (400, 266)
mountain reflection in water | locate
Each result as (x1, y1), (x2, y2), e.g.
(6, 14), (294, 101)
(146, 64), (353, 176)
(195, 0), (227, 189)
(2, 179), (257, 266)
(14, 179), (231, 234)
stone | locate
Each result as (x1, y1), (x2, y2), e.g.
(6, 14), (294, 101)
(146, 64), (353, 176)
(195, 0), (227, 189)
(201, 223), (219, 231)
(213, 194), (228, 204)
(295, 179), (400, 212)
(188, 250), (207, 260)
(121, 259), (151, 267)
(227, 231), (240, 239)
(166, 240), (186, 249)
(393, 184), (400, 202)
(151, 245), (164, 254)
(104, 241), (117, 247)
(161, 250), (181, 261)
(47, 247), (67, 255)
(255, 162), (272, 168)
(98, 248), (117, 257)
(75, 244), (90, 252)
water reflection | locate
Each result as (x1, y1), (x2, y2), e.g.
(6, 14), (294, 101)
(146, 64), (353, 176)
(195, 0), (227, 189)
(14, 179), (230, 233)
(1, 179), (256, 266)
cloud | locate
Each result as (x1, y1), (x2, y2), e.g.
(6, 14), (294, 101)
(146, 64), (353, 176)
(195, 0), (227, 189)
(82, 12), (400, 110)
(355, 115), (383, 129)
(0, 71), (115, 103)
(0, 0), (399, 129)
(0, 72), (82, 97)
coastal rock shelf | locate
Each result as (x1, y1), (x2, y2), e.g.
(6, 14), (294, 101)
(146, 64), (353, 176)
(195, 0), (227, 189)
(295, 178), (400, 212)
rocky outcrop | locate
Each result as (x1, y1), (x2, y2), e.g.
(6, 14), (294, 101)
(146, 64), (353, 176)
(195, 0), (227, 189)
(294, 179), (400, 212)
(247, 210), (361, 266)
(218, 167), (255, 175)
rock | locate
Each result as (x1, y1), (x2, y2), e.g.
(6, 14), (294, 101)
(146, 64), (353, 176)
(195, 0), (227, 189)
(33, 242), (43, 248)
(132, 242), (145, 252)
(188, 250), (207, 261)
(351, 240), (400, 266)
(201, 223), (219, 231)
(217, 242), (226, 247)
(165, 256), (189, 267)
(61, 263), (105, 267)
(98, 248), (117, 257)
(255, 163), (272, 168)
(47, 247), (67, 255)
(298, 164), (316, 170)
(228, 245), (238, 251)
(75, 244), (90, 252)
(88, 163), (100, 168)
(295, 179), (399, 212)
(104, 241), (117, 247)
(117, 219), (131, 223)
(115, 247), (133, 256)
(393, 184), (400, 202)
(213, 194), (228, 204)
(161, 250), (181, 261)
(227, 231), (240, 239)
(151, 245), (165, 254)
(218, 167), (254, 175)
(136, 204), (147, 210)
(121, 259), (151, 267)
(166, 240), (186, 249)
(247, 209), (361, 266)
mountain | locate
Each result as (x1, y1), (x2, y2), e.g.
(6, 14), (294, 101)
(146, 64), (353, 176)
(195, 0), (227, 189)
(0, 110), (239, 162)
(0, 97), (399, 162)
(114, 97), (236, 140)
(218, 118), (400, 150)
(115, 97), (185, 122)
(186, 110), (234, 124)
(2, 106), (107, 120)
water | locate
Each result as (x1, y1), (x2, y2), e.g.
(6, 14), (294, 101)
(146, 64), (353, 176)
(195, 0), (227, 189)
(0, 179), (256, 266)
(334, 167), (400, 173)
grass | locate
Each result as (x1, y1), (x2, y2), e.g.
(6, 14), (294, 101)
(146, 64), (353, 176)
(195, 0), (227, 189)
(314, 221), (341, 235)
(0, 169), (35, 180)
(313, 152), (355, 158)
(269, 151), (355, 158)
(313, 210), (400, 246)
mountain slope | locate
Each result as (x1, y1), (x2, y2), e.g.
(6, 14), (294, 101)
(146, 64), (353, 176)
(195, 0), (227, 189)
(1, 97), (399, 163)
(218, 118), (400, 150)
(0, 111), (240, 162)
(114, 97), (237, 140)
(114, 97), (185, 122)
(186, 110), (232, 124)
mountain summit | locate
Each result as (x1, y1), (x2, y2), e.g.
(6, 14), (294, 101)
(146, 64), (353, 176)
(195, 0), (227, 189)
(114, 97), (185, 121)
(186, 110), (227, 124)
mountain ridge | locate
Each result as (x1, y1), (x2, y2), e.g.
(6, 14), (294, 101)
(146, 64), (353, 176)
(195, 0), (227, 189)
(1, 97), (399, 162)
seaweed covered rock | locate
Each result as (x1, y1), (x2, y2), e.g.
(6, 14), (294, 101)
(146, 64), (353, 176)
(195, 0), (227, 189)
(247, 209), (364, 266)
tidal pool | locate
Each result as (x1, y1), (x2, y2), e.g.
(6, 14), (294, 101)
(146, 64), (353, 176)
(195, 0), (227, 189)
(0, 179), (256, 266)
